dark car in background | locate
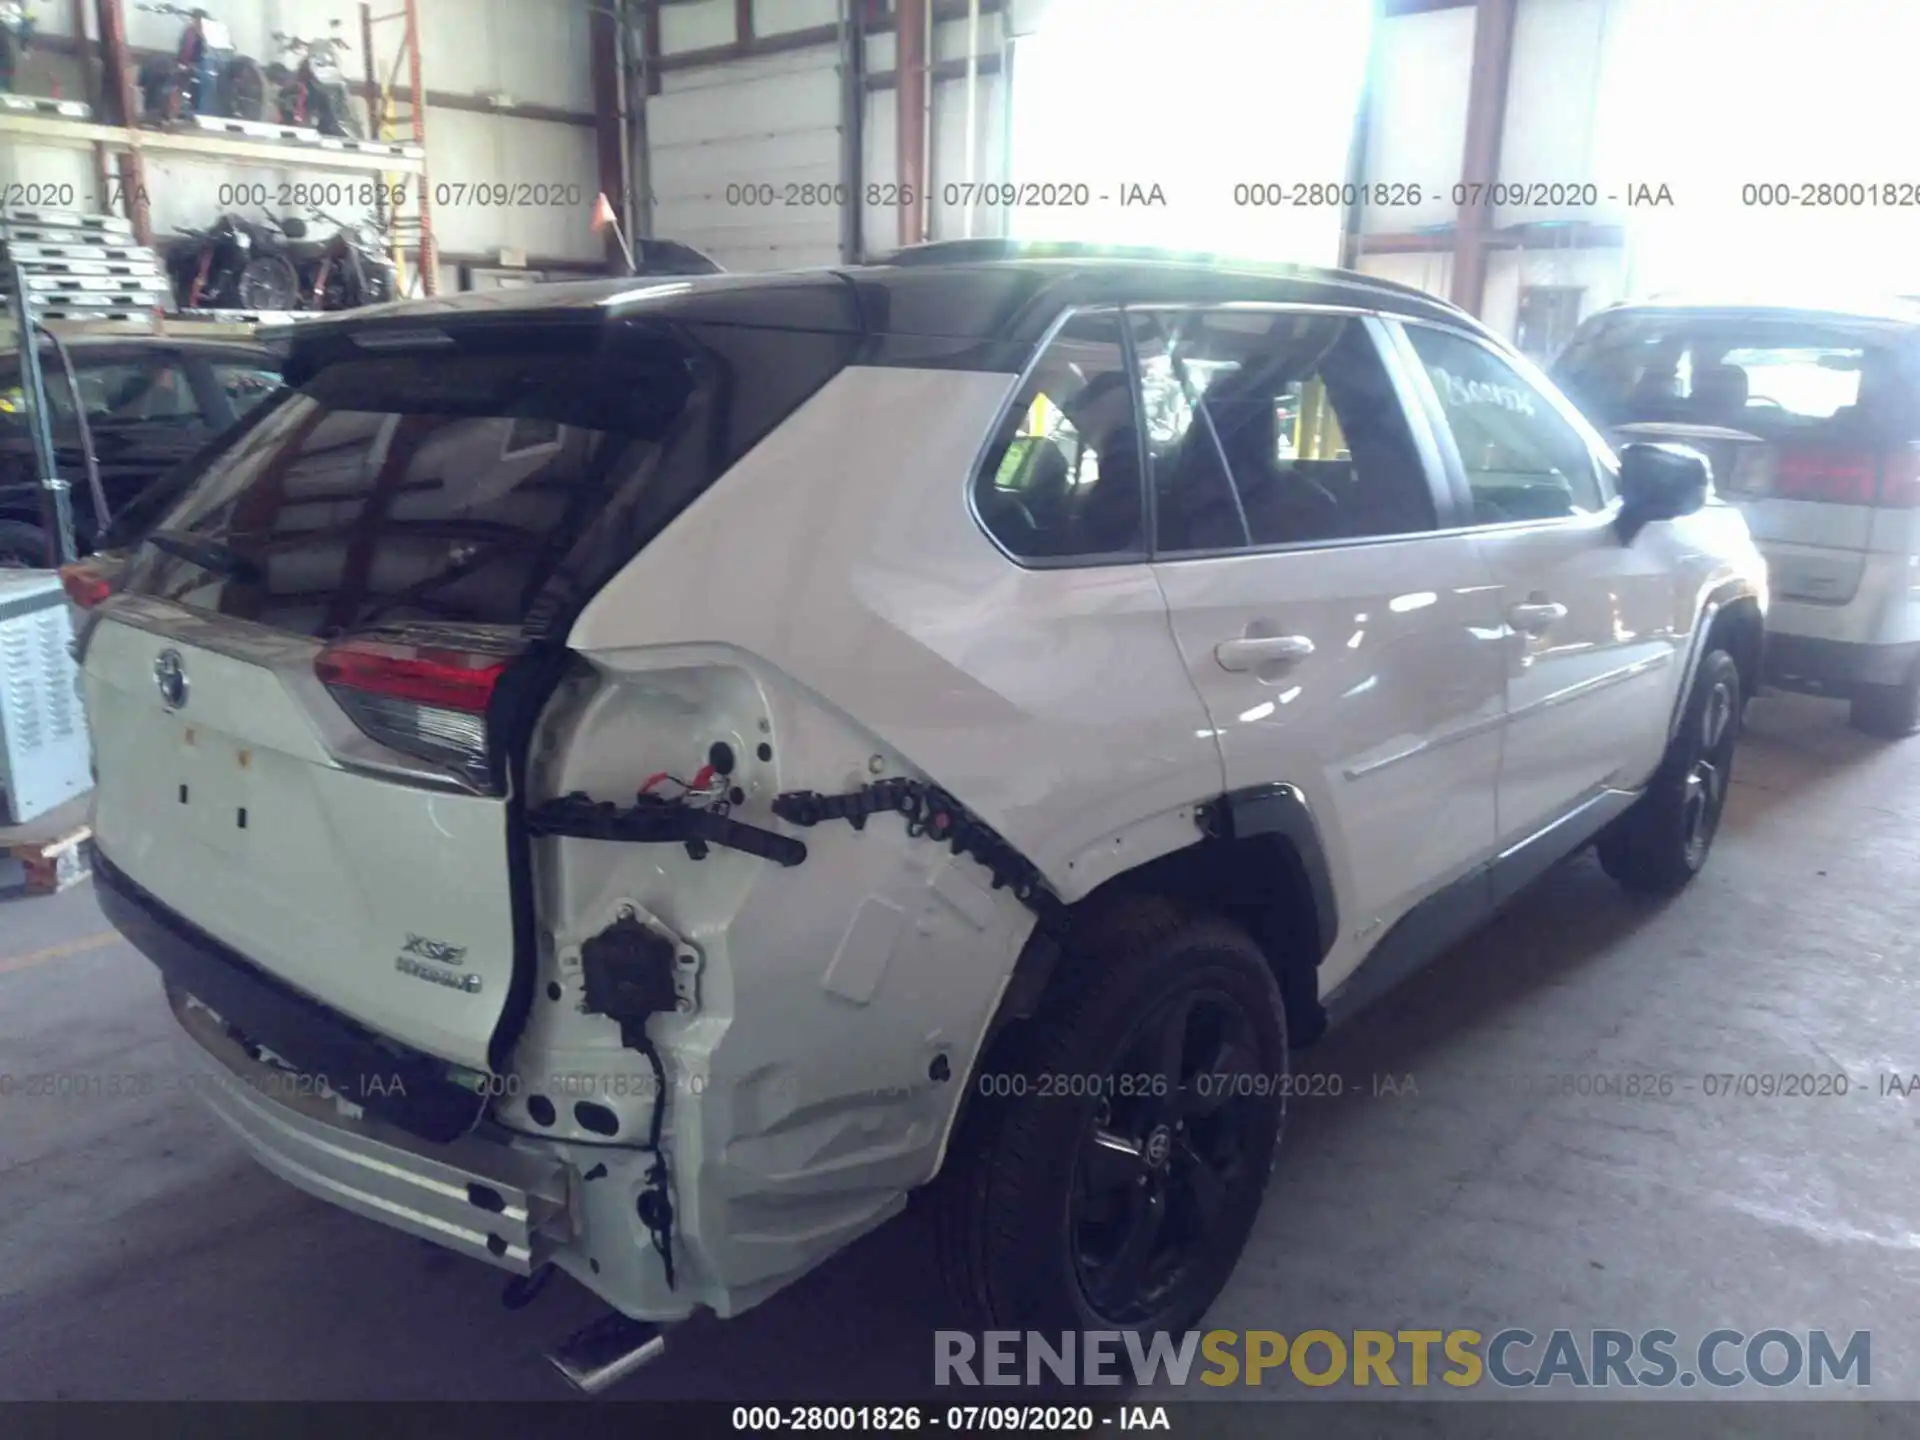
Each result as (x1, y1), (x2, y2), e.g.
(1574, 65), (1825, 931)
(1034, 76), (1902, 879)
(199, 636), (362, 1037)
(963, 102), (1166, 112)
(1552, 299), (1920, 734)
(0, 333), (281, 567)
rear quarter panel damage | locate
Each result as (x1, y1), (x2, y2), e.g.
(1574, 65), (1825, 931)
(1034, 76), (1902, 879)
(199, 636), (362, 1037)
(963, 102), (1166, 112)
(526, 365), (1224, 1314)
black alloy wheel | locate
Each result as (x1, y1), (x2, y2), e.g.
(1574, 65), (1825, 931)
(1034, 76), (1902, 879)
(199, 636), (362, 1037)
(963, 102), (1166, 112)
(1069, 986), (1270, 1325)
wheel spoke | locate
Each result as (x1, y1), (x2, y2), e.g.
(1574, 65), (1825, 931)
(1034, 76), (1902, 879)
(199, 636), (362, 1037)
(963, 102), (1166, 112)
(1085, 1181), (1166, 1314)
(1150, 993), (1197, 1091)
(1697, 759), (1722, 806)
(1703, 684), (1733, 750)
(1174, 1140), (1229, 1230)
(1183, 1035), (1256, 1118)
(1081, 1128), (1150, 1195)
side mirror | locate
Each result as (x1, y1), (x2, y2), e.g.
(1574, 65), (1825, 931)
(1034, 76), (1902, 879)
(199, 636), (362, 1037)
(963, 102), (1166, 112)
(1616, 441), (1709, 544)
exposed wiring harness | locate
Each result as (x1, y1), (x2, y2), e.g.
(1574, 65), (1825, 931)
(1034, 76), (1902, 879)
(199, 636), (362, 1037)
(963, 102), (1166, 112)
(772, 778), (1068, 934)
(527, 779), (805, 867)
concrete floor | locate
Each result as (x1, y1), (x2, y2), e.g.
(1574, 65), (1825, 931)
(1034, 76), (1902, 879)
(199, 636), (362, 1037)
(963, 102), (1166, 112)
(2, 689), (1918, 1408)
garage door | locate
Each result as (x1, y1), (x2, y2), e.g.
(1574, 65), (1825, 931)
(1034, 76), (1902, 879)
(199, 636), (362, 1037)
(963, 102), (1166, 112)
(647, 47), (847, 272)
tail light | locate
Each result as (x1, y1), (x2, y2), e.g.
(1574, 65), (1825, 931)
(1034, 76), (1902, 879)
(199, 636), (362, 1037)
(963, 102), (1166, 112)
(59, 555), (126, 609)
(314, 634), (519, 790)
(1770, 444), (1920, 506)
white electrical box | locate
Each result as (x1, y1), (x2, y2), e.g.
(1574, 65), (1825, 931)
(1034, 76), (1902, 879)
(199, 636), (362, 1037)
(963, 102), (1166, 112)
(0, 572), (91, 825)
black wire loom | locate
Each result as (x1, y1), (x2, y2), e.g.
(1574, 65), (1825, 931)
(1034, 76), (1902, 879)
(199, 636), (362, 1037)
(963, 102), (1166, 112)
(772, 778), (1068, 934)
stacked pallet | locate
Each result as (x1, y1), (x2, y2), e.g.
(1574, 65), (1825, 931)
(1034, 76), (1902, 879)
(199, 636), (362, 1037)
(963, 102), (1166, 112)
(0, 94), (91, 120)
(0, 208), (170, 324)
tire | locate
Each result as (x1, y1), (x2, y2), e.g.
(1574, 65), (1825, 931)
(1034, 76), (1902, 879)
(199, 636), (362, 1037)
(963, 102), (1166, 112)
(0, 520), (53, 570)
(932, 897), (1287, 1339)
(237, 255), (298, 311)
(314, 86), (360, 138)
(222, 58), (266, 121)
(1598, 649), (1741, 896)
(1849, 658), (1920, 737)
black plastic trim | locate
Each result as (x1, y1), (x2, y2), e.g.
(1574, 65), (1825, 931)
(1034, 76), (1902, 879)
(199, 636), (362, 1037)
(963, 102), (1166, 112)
(1200, 783), (1339, 961)
(1764, 632), (1920, 693)
(1323, 787), (1635, 1030)
(93, 847), (486, 1144)
(1323, 864), (1491, 1031)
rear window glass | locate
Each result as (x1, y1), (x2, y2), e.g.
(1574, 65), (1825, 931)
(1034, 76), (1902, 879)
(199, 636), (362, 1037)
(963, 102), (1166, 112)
(1552, 313), (1913, 440)
(118, 325), (853, 638)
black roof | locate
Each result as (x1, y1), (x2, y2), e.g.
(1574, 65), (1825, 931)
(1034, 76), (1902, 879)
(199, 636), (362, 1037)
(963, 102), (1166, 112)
(262, 242), (1493, 363)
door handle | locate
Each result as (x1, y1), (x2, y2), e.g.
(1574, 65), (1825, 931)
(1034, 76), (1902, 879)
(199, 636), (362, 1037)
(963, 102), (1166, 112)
(1508, 600), (1568, 634)
(1215, 633), (1315, 673)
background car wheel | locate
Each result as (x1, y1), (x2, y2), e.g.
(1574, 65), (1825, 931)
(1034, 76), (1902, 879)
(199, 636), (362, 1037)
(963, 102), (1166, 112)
(932, 897), (1287, 1341)
(0, 520), (53, 569)
(1848, 658), (1920, 737)
(1598, 648), (1741, 896)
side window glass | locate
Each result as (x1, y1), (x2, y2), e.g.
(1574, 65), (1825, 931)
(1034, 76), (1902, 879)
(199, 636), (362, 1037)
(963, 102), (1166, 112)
(975, 311), (1144, 561)
(1140, 308), (1437, 553)
(1132, 313), (1248, 553)
(213, 363), (284, 416)
(1405, 325), (1604, 522)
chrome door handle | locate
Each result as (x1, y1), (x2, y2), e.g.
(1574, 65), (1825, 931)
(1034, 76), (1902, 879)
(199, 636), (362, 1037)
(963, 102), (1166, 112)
(1508, 601), (1567, 635)
(1215, 633), (1315, 672)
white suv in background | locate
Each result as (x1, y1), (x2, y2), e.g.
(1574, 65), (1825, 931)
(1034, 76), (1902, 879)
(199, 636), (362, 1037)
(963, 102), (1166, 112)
(69, 244), (1765, 1389)
(1556, 298), (1920, 734)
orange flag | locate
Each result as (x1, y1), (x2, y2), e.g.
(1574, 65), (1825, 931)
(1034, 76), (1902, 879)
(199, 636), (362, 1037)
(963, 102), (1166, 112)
(591, 192), (617, 231)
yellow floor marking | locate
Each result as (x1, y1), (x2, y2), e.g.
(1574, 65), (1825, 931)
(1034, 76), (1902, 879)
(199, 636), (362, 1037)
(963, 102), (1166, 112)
(0, 930), (121, 976)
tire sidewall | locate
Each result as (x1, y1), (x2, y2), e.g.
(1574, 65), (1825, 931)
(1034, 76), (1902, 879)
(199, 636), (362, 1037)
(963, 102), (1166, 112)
(981, 930), (1287, 1337)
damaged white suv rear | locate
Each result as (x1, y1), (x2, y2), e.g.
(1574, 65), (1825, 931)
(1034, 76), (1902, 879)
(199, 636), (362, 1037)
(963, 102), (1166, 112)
(76, 244), (1765, 1389)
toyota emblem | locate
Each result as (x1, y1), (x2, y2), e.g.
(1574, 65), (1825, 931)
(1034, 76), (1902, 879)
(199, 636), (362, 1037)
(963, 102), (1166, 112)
(154, 649), (188, 711)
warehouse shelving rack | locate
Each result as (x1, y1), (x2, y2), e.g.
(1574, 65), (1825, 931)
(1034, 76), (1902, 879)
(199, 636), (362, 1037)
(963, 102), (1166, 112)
(0, 0), (438, 296)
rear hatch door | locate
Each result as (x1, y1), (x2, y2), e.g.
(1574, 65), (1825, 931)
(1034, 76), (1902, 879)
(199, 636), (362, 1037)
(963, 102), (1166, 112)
(84, 321), (715, 1074)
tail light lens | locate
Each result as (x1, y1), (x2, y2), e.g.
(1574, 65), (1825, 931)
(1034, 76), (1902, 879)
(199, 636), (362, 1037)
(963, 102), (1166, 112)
(1769, 444), (1920, 506)
(59, 555), (126, 610)
(314, 635), (519, 790)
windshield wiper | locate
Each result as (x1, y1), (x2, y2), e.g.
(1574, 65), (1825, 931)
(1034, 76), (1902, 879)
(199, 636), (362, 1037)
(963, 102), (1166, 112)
(145, 530), (264, 583)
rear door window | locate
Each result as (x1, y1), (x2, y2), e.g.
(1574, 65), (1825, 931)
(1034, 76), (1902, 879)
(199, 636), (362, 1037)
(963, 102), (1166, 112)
(1134, 308), (1437, 552)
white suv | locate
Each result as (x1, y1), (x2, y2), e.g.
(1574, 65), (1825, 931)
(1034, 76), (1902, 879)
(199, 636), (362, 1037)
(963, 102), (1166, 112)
(1555, 299), (1920, 734)
(72, 245), (1765, 1388)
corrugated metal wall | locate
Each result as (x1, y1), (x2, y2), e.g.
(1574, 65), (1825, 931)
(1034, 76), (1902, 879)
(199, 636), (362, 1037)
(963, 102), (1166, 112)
(650, 0), (847, 270)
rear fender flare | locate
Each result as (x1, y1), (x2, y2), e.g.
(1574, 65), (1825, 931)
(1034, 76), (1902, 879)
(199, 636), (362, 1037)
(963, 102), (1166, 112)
(1199, 783), (1339, 962)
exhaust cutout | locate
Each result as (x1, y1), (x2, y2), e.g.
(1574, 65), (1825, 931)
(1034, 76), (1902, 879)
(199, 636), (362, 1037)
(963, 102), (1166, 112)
(546, 1311), (668, 1395)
